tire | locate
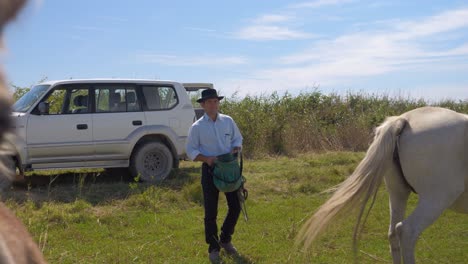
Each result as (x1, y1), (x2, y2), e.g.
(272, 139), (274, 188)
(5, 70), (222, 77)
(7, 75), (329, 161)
(130, 142), (173, 183)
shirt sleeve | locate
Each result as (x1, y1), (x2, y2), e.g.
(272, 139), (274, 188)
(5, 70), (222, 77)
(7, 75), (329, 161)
(186, 124), (201, 161)
(230, 118), (243, 149)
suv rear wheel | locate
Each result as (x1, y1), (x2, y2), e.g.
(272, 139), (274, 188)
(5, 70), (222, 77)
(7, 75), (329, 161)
(130, 142), (173, 183)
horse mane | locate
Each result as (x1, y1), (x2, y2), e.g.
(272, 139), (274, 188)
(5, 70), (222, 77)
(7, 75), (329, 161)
(0, 0), (27, 187)
(0, 1), (47, 263)
(0, 0), (25, 25)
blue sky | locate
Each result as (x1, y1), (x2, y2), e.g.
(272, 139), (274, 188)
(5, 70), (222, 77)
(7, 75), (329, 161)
(3, 0), (468, 100)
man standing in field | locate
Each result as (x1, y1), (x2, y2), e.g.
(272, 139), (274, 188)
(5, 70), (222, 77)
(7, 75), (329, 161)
(186, 89), (243, 263)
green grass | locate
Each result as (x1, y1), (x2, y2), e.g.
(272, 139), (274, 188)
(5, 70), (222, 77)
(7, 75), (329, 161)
(3, 152), (468, 263)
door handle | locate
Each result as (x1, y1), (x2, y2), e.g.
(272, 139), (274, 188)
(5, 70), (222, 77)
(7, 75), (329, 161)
(132, 120), (142, 126)
(77, 124), (88, 130)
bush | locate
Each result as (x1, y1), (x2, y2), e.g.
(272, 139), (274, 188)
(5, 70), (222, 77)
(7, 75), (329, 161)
(220, 91), (467, 157)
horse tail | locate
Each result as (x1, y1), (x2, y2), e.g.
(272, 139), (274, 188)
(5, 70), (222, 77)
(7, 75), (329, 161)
(0, 136), (18, 190)
(296, 116), (408, 252)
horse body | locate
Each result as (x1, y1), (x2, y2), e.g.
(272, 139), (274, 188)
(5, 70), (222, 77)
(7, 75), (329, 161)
(297, 106), (468, 264)
(399, 107), (468, 213)
(0, 203), (46, 264)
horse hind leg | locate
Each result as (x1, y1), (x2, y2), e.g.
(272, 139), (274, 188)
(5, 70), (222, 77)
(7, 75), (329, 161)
(396, 187), (463, 264)
(385, 165), (411, 264)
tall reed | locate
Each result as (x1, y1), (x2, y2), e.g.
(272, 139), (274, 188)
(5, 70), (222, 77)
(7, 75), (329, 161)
(220, 91), (467, 157)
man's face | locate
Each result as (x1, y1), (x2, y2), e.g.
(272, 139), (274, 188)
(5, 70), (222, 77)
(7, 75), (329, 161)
(200, 98), (219, 115)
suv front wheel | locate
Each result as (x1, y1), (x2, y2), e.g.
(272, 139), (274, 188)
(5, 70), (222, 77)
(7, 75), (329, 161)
(130, 142), (173, 183)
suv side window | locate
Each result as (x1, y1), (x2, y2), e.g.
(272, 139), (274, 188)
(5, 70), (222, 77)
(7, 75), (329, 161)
(69, 88), (90, 114)
(95, 86), (141, 113)
(44, 88), (67, 115)
(142, 86), (178, 110)
(41, 86), (89, 114)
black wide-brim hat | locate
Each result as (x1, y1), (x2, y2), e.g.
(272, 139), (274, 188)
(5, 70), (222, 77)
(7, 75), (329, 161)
(197, 88), (224, 103)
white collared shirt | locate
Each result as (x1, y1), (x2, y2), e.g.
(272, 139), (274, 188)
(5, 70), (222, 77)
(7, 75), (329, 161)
(186, 113), (243, 160)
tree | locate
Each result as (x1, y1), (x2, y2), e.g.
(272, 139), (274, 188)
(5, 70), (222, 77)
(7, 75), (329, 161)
(10, 77), (47, 102)
(11, 84), (30, 102)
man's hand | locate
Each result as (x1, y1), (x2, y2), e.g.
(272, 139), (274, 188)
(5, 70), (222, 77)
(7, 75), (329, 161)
(205, 156), (217, 167)
(231, 146), (241, 154)
(194, 155), (217, 167)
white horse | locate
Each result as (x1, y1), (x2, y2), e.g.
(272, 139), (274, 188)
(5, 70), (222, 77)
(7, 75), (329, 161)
(297, 106), (468, 264)
(0, 0), (47, 263)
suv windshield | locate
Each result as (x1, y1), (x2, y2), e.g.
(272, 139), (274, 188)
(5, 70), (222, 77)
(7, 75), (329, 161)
(13, 84), (50, 113)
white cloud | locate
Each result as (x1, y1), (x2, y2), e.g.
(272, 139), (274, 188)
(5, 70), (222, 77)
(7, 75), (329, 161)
(134, 53), (248, 66)
(393, 9), (468, 40)
(254, 14), (291, 24)
(411, 84), (468, 101)
(276, 8), (468, 75)
(234, 13), (313, 40)
(224, 7), (468, 99)
(290, 0), (354, 9)
(318, 14), (346, 22)
(33, 0), (44, 9)
(235, 25), (313, 40)
(442, 43), (468, 56)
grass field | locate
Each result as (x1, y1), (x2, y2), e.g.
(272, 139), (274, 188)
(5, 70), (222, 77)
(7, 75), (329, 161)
(2, 152), (468, 263)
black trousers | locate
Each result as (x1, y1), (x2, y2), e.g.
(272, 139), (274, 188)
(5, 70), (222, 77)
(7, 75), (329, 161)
(201, 163), (241, 253)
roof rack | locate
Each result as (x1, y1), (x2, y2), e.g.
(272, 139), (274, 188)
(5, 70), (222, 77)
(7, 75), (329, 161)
(183, 83), (214, 91)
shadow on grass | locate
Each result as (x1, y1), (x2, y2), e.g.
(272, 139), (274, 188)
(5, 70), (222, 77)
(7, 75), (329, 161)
(2, 166), (200, 205)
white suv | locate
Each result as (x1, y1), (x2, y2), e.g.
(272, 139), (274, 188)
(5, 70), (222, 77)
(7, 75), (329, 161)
(8, 79), (210, 182)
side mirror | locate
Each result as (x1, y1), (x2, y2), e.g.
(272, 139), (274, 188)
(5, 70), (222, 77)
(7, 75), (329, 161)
(38, 102), (50, 115)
